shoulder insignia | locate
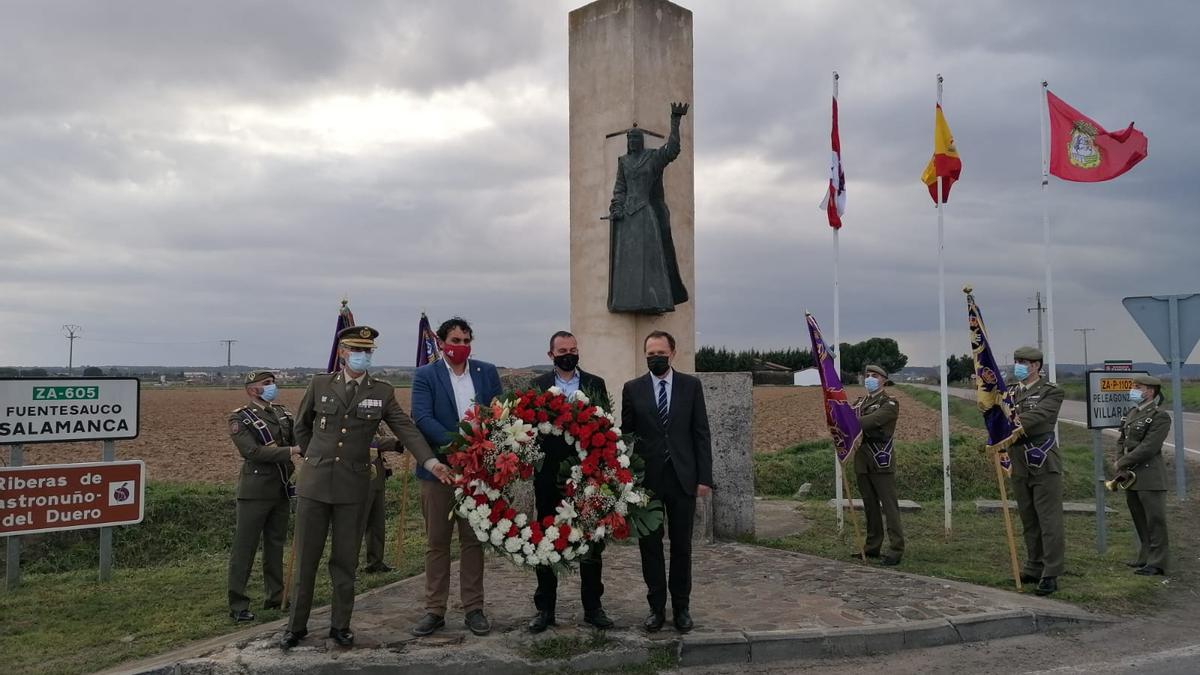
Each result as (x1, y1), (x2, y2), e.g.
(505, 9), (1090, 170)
(229, 419), (241, 434)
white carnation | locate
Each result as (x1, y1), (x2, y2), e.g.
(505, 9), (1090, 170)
(522, 542), (535, 555)
(547, 386), (563, 396)
(625, 490), (643, 503)
(515, 513), (528, 527)
(537, 422), (553, 435)
(475, 529), (489, 542)
(504, 537), (522, 552)
(548, 552), (561, 564)
(571, 391), (590, 405)
(563, 548), (577, 560)
(489, 529), (505, 546)
(512, 553), (524, 565)
(544, 526), (559, 542)
(618, 454), (630, 468)
(568, 527), (582, 542)
(496, 518), (512, 533)
(520, 526), (533, 540)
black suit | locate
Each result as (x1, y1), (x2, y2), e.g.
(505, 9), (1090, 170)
(621, 370), (712, 613)
(531, 370), (610, 614)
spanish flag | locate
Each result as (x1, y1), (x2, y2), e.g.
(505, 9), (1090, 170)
(921, 104), (961, 203)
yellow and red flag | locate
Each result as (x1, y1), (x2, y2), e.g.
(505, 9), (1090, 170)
(920, 104), (961, 203)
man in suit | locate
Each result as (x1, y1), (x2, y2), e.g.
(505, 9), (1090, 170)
(282, 325), (452, 649)
(527, 331), (614, 633)
(1113, 374), (1172, 576)
(410, 317), (503, 637)
(227, 370), (299, 622)
(1009, 345), (1066, 596)
(622, 330), (712, 633)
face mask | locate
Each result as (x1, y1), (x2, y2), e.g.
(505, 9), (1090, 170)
(347, 351), (372, 372)
(647, 355), (671, 377)
(1129, 388), (1144, 403)
(443, 343), (471, 365)
(553, 353), (579, 372)
(1013, 363), (1029, 380)
(864, 376), (880, 393)
(259, 383), (278, 402)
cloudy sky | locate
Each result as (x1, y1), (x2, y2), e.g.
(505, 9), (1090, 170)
(1, 0), (1195, 371)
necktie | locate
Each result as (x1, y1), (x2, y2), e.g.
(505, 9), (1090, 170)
(657, 379), (669, 427)
(346, 379), (358, 400)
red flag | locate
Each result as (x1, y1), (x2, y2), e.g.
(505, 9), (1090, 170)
(1047, 91), (1147, 182)
(818, 96), (846, 228)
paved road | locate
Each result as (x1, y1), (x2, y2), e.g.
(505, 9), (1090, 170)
(913, 384), (1199, 457)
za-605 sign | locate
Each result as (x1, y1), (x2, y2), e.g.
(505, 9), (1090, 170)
(0, 378), (140, 444)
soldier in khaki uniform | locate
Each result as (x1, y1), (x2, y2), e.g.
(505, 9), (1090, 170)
(282, 325), (453, 649)
(227, 370), (299, 622)
(1113, 373), (1172, 576)
(359, 431), (396, 574)
(852, 365), (905, 566)
(1009, 346), (1066, 596)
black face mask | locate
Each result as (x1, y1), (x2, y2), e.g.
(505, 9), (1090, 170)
(646, 355), (671, 376)
(553, 353), (579, 372)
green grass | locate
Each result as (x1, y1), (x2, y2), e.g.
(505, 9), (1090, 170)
(0, 479), (430, 675)
(523, 632), (612, 661)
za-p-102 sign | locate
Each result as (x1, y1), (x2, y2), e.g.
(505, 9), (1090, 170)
(0, 461), (145, 536)
(1085, 370), (1148, 429)
(0, 378), (140, 444)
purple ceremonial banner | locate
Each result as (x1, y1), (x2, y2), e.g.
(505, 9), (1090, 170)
(416, 312), (441, 367)
(805, 313), (862, 465)
(965, 288), (1021, 473)
(326, 300), (355, 373)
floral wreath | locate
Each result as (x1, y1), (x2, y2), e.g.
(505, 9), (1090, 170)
(445, 387), (661, 569)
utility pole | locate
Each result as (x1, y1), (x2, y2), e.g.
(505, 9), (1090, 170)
(220, 339), (237, 368)
(1026, 292), (1045, 354)
(62, 324), (82, 375)
(1074, 328), (1095, 372)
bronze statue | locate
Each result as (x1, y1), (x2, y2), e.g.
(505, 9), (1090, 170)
(607, 102), (690, 314)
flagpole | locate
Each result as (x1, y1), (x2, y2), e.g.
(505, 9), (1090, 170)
(831, 70), (845, 532)
(936, 74), (953, 536)
(1040, 81), (1057, 386)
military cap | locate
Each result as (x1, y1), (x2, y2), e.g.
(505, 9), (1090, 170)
(338, 325), (378, 349)
(1013, 345), (1044, 362)
(1133, 373), (1162, 387)
(864, 364), (893, 384)
(244, 370), (275, 385)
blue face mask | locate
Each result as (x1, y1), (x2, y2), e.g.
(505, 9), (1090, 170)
(864, 376), (880, 393)
(260, 383), (278, 402)
(1013, 363), (1029, 380)
(347, 351), (372, 372)
(1129, 388), (1144, 403)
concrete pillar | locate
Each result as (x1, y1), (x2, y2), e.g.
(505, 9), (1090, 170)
(568, 0), (695, 408)
(698, 372), (755, 539)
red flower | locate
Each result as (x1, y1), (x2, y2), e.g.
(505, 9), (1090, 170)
(591, 433), (607, 448)
(612, 514), (630, 539)
(537, 410), (549, 423)
(616, 468), (633, 484)
(553, 535), (569, 551)
(504, 508), (517, 521)
(530, 524), (544, 544)
(507, 525), (519, 538)
(542, 515), (555, 528)
(474, 494), (488, 506)
(564, 481), (576, 497)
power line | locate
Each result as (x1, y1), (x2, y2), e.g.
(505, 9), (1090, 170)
(62, 324), (82, 375)
(1026, 292), (1045, 354)
(220, 339), (237, 367)
(1074, 328), (1095, 371)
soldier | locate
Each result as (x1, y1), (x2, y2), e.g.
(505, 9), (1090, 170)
(852, 365), (904, 566)
(1113, 374), (1172, 576)
(359, 431), (395, 574)
(281, 325), (452, 649)
(1009, 346), (1066, 596)
(227, 370), (299, 622)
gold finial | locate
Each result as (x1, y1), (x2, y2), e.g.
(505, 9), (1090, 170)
(962, 285), (973, 294)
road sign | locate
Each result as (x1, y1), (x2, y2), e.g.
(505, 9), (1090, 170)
(0, 378), (139, 445)
(1085, 370), (1146, 429)
(1103, 360), (1133, 372)
(0, 460), (145, 536)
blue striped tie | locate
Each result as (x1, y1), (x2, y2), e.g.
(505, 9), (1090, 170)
(657, 379), (669, 427)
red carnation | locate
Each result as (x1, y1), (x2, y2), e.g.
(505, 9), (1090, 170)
(616, 468), (633, 484)
(591, 433), (607, 448)
(553, 536), (570, 551)
(504, 508), (517, 521)
(474, 494), (488, 506)
(542, 515), (555, 527)
(537, 410), (549, 423)
(530, 527), (544, 544)
(606, 430), (618, 441)
(508, 525), (519, 538)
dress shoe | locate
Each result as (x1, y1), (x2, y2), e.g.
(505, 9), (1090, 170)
(1124, 560), (1147, 568)
(328, 627), (354, 647)
(1019, 574), (1040, 584)
(279, 629), (307, 650)
(363, 562), (393, 574)
(527, 610), (555, 633)
(464, 609), (491, 636)
(229, 609), (255, 623)
(673, 608), (694, 633)
(1134, 565), (1165, 576)
(880, 554), (902, 567)
(410, 613), (445, 637)
(643, 611), (666, 632)
(584, 607), (615, 629)
(1034, 576), (1058, 596)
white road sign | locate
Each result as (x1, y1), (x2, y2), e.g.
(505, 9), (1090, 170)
(0, 378), (140, 444)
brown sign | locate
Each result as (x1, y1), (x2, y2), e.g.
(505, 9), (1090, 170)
(0, 461), (145, 536)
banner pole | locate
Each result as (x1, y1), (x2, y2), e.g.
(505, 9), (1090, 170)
(832, 70), (845, 533)
(841, 469), (866, 561)
(993, 450), (1023, 592)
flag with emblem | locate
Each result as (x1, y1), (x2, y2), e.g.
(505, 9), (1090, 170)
(805, 312), (861, 464)
(326, 299), (355, 373)
(920, 104), (961, 203)
(416, 312), (441, 367)
(818, 95), (846, 228)
(964, 287), (1021, 473)
(1047, 90), (1147, 182)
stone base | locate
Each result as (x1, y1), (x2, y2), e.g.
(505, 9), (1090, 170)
(826, 499), (923, 513)
(975, 499), (1116, 515)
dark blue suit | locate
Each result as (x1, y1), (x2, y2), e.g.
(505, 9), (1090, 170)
(411, 359), (503, 482)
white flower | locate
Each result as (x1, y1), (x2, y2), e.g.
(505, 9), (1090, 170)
(489, 529), (505, 546)
(591, 525), (606, 541)
(522, 542), (535, 555)
(547, 386), (563, 396)
(537, 422), (553, 436)
(504, 537), (522, 553)
(458, 503), (472, 517)
(570, 390), (590, 405)
(525, 552), (540, 565)
(538, 539), (554, 554)
(475, 529), (489, 542)
(616, 440), (627, 452)
(515, 513), (529, 527)
(512, 553), (524, 565)
(520, 527), (532, 541)
(615, 500), (628, 516)
(496, 518), (512, 533)
(578, 543), (590, 556)
(556, 502), (577, 521)
(618, 454), (630, 468)
(454, 487), (464, 498)
(568, 527), (582, 543)
(548, 552), (561, 564)
(563, 548), (577, 560)
(584, 484), (597, 497)
(544, 526), (559, 542)
(625, 490), (643, 503)
(486, 487), (500, 501)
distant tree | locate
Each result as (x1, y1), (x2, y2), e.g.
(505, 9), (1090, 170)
(26, 368), (48, 377)
(83, 366), (104, 376)
(946, 354), (974, 383)
(0, 367), (18, 377)
(838, 338), (909, 383)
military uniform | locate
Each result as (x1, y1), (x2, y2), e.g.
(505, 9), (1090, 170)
(853, 365), (904, 562)
(1114, 375), (1172, 574)
(287, 326), (436, 639)
(1009, 347), (1066, 585)
(227, 371), (295, 616)
(358, 432), (396, 571)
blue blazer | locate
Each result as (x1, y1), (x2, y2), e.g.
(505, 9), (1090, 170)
(411, 358), (503, 481)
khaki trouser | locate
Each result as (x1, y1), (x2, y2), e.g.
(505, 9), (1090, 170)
(420, 479), (484, 615)
(358, 487), (386, 568)
(287, 497), (361, 632)
(1127, 489), (1169, 571)
(1012, 472), (1065, 578)
(227, 496), (289, 611)
(856, 472), (905, 556)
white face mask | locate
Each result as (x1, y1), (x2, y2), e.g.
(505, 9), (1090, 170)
(1129, 388), (1144, 403)
(864, 376), (881, 393)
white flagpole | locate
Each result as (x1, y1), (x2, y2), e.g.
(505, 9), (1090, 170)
(1040, 81), (1057, 386)
(831, 70), (844, 532)
(936, 74), (953, 536)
